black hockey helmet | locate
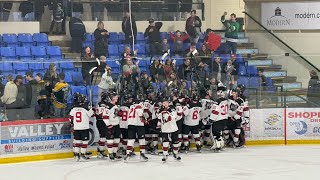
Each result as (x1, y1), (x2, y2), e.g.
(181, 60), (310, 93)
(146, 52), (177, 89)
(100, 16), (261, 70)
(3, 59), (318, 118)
(100, 91), (109, 102)
(237, 84), (246, 94)
(192, 93), (200, 101)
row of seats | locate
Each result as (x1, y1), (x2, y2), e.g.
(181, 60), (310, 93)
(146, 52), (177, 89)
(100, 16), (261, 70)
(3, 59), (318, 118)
(238, 76), (273, 90)
(0, 46), (63, 60)
(0, 33), (51, 47)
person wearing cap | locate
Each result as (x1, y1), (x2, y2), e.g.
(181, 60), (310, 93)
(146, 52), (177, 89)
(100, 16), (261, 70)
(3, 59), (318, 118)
(144, 18), (163, 57)
(52, 73), (69, 118)
(49, 2), (65, 35)
(185, 10), (202, 43)
(307, 70), (320, 107)
(97, 66), (116, 103)
(25, 71), (37, 108)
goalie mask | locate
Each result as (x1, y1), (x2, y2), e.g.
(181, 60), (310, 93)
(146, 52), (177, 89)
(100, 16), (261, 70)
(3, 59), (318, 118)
(217, 85), (227, 98)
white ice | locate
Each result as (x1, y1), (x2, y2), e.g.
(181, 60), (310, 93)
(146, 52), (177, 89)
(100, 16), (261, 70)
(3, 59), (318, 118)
(0, 146), (319, 180)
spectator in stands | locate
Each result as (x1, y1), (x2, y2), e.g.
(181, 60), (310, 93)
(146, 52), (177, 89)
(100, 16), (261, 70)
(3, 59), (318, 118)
(2, 75), (26, 109)
(94, 21), (109, 58)
(98, 66), (116, 102)
(35, 73), (45, 94)
(204, 28), (221, 53)
(307, 70), (320, 106)
(221, 12), (240, 55)
(35, 74), (51, 119)
(224, 60), (236, 90)
(185, 42), (199, 58)
(185, 10), (202, 43)
(166, 72), (179, 95)
(161, 38), (170, 55)
(150, 59), (165, 83)
(258, 69), (267, 89)
(179, 80), (190, 97)
(25, 71), (38, 108)
(49, 3), (64, 35)
(1, 75), (16, 107)
(163, 58), (176, 80)
(52, 73), (69, 118)
(177, 59), (192, 81)
(1, 2), (12, 21)
(212, 57), (224, 82)
(69, 13), (86, 53)
(170, 30), (189, 55)
(82, 46), (95, 85)
(44, 63), (59, 87)
(144, 19), (163, 57)
(122, 57), (140, 94)
(199, 44), (212, 69)
(122, 11), (137, 46)
(138, 71), (151, 96)
(196, 61), (210, 89)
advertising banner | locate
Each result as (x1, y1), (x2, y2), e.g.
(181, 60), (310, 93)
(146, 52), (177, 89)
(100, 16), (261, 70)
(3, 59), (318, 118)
(286, 108), (320, 140)
(0, 119), (72, 155)
(249, 108), (284, 140)
(261, 2), (320, 30)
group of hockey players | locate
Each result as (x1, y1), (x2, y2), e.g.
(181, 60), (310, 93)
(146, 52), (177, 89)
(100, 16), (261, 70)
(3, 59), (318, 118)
(69, 82), (250, 162)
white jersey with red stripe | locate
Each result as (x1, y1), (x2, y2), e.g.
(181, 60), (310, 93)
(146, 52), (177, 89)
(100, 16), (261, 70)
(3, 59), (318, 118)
(120, 103), (130, 129)
(95, 102), (112, 126)
(151, 101), (161, 120)
(107, 103), (121, 126)
(240, 94), (250, 118)
(143, 100), (153, 120)
(228, 97), (245, 120)
(157, 106), (178, 133)
(69, 107), (94, 130)
(200, 98), (214, 120)
(127, 103), (145, 126)
(210, 98), (228, 122)
(183, 101), (202, 126)
(172, 100), (183, 121)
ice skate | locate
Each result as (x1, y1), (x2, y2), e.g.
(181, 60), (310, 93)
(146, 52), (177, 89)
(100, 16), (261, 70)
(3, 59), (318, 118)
(113, 153), (122, 160)
(162, 155), (168, 162)
(140, 153), (148, 161)
(109, 153), (115, 161)
(80, 153), (89, 161)
(173, 154), (181, 161)
(124, 153), (132, 162)
(196, 144), (202, 153)
(75, 153), (80, 162)
(97, 149), (108, 159)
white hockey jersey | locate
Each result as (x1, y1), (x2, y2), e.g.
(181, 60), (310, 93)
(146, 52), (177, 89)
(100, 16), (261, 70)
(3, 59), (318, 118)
(157, 107), (178, 133)
(142, 100), (153, 120)
(210, 98), (228, 122)
(200, 98), (214, 120)
(127, 103), (145, 126)
(173, 100), (184, 121)
(119, 103), (130, 129)
(183, 101), (202, 126)
(69, 107), (94, 130)
(228, 97), (245, 120)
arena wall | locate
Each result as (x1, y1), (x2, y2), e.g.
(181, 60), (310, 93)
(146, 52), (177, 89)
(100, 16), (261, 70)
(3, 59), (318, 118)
(0, 107), (319, 164)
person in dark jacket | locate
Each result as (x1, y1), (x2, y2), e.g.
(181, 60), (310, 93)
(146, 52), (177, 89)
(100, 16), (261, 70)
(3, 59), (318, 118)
(212, 57), (225, 82)
(195, 61), (210, 89)
(144, 19), (163, 57)
(94, 21), (109, 58)
(149, 59), (165, 83)
(177, 59), (192, 81)
(25, 71), (38, 107)
(185, 10), (202, 43)
(69, 14), (86, 53)
(122, 11), (137, 46)
(49, 3), (65, 35)
(258, 69), (267, 90)
(307, 70), (320, 107)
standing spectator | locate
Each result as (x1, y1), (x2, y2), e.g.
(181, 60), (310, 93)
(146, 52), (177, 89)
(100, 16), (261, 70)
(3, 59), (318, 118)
(150, 59), (165, 83)
(49, 3), (64, 35)
(204, 28), (221, 52)
(221, 12), (240, 55)
(258, 69), (267, 89)
(195, 61), (210, 89)
(25, 71), (38, 107)
(185, 10), (202, 43)
(224, 60), (236, 90)
(138, 72), (151, 96)
(44, 63), (59, 88)
(69, 14), (86, 53)
(307, 70), (320, 106)
(161, 38), (170, 55)
(166, 72), (179, 96)
(185, 42), (199, 66)
(144, 19), (163, 57)
(163, 58), (176, 80)
(81, 46), (95, 85)
(170, 30), (189, 55)
(1, 75), (17, 107)
(52, 73), (69, 118)
(198, 44), (212, 69)
(94, 21), (109, 58)
(177, 59), (192, 81)
(2, 75), (26, 109)
(97, 66), (116, 102)
(122, 11), (137, 46)
(122, 57), (140, 94)
(212, 57), (224, 82)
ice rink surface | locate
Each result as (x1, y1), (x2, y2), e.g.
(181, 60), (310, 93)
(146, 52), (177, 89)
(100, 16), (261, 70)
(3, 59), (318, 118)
(0, 145), (319, 180)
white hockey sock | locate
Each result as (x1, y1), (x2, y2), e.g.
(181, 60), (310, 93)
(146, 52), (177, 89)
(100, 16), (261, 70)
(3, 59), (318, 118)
(74, 140), (81, 153)
(193, 134), (201, 145)
(183, 135), (189, 147)
(139, 139), (146, 153)
(126, 139), (135, 154)
(113, 138), (120, 153)
(106, 139), (114, 154)
(98, 138), (106, 151)
(173, 143), (179, 155)
(152, 134), (159, 148)
(162, 141), (169, 155)
(80, 141), (88, 154)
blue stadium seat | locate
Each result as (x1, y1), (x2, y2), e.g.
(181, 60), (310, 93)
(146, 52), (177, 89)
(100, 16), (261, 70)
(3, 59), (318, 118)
(72, 72), (84, 86)
(60, 61), (74, 70)
(31, 46), (47, 59)
(145, 44), (150, 54)
(237, 76), (249, 87)
(266, 77), (273, 87)
(235, 54), (244, 63)
(136, 33), (145, 43)
(249, 77), (259, 88)
(13, 63), (28, 74)
(238, 65), (247, 76)
(71, 85), (87, 95)
(108, 45), (119, 56)
(0, 35), (2, 47)
(64, 72), (73, 84)
(18, 33), (34, 47)
(109, 32), (119, 44)
(118, 44), (130, 54)
(220, 54), (230, 63)
(33, 33), (50, 46)
(86, 85), (99, 97)
(47, 46), (63, 59)
(0, 63), (13, 72)
(29, 62), (44, 70)
(118, 32), (125, 41)
(134, 44), (146, 55)
(198, 33), (206, 43)
(16, 47), (32, 60)
(1, 47), (16, 60)
(160, 32), (169, 40)
(247, 66), (258, 76)
(84, 33), (93, 42)
(2, 34), (18, 47)
(183, 43), (191, 51)
(196, 43), (202, 50)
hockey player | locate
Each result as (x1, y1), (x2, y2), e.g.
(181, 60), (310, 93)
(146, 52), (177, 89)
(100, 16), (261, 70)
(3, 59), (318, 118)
(171, 90), (184, 148)
(118, 94), (132, 155)
(182, 93), (203, 152)
(143, 89), (157, 154)
(124, 97), (149, 161)
(69, 94), (95, 161)
(209, 85), (228, 152)
(157, 97), (181, 162)
(200, 89), (214, 146)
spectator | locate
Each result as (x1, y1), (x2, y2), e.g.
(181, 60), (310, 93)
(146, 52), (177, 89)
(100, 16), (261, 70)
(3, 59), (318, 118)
(35, 73), (45, 94)
(196, 61), (210, 89)
(163, 58), (176, 80)
(44, 63), (59, 87)
(98, 66), (116, 102)
(204, 28), (221, 52)
(122, 57), (140, 94)
(166, 72), (179, 95)
(161, 38), (170, 55)
(224, 60), (236, 90)
(94, 56), (108, 84)
(307, 70), (320, 106)
(170, 30), (189, 55)
(212, 57), (225, 82)
(185, 42), (199, 58)
(35, 74), (52, 119)
(1, 75), (17, 107)
(177, 59), (192, 81)
(139, 71), (151, 95)
(179, 80), (190, 97)
(185, 10), (202, 43)
(81, 46), (95, 85)
(49, 3), (64, 35)
(144, 19), (163, 56)
(94, 21), (109, 58)
(198, 44), (212, 69)
(221, 12), (240, 55)
(69, 13), (86, 53)
(2, 75), (26, 109)
(52, 73), (69, 118)
(25, 71), (38, 107)
(258, 69), (267, 89)
(209, 77), (218, 99)
(122, 11), (137, 46)
(150, 59), (165, 83)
